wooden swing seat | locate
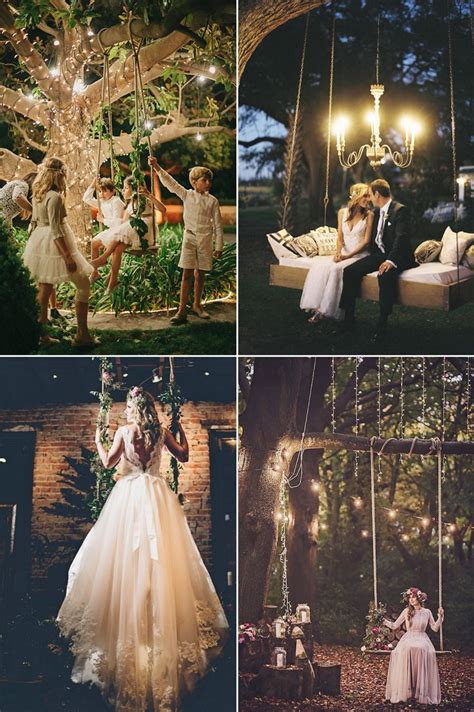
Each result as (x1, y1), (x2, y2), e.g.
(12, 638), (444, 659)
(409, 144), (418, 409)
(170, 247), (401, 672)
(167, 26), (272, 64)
(268, 242), (474, 312)
(365, 650), (452, 655)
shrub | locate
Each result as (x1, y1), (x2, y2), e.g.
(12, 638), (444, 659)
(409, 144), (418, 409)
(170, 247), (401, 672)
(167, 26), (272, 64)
(0, 219), (41, 353)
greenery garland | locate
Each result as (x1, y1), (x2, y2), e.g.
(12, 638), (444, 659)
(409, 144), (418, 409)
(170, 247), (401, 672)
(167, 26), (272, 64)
(157, 378), (187, 503)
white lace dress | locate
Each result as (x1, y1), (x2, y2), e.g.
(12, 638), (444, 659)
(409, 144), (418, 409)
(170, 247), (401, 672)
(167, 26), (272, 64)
(300, 209), (369, 320)
(57, 426), (229, 712)
(384, 607), (441, 704)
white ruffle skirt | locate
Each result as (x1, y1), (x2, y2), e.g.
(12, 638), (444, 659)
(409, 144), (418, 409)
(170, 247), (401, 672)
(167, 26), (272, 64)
(23, 221), (93, 284)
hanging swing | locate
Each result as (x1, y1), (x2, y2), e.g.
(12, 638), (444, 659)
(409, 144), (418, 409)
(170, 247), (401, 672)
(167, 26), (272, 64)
(365, 436), (452, 655)
(95, 24), (161, 256)
(267, 5), (474, 311)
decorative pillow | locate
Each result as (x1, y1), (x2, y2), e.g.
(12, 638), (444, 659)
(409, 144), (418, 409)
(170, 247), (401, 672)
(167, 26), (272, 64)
(439, 226), (474, 265)
(291, 233), (319, 257)
(266, 229), (301, 257)
(463, 244), (474, 270)
(414, 240), (442, 264)
(312, 230), (338, 256)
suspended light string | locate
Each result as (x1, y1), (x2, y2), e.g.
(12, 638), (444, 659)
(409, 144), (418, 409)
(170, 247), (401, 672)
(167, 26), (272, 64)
(377, 357), (383, 482)
(323, 9), (336, 226)
(421, 357), (426, 438)
(287, 357), (317, 489)
(369, 438), (378, 605)
(441, 358), (447, 481)
(331, 357), (336, 433)
(354, 357), (360, 479)
(278, 474), (291, 616)
(467, 357), (472, 434)
(436, 438), (444, 651)
(399, 357), (405, 462)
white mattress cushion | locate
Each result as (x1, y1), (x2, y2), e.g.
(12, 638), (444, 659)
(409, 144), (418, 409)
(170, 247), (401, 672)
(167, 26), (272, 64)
(278, 255), (473, 285)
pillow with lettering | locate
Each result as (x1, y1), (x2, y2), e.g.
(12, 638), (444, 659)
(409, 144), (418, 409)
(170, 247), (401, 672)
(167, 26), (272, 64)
(414, 240), (442, 264)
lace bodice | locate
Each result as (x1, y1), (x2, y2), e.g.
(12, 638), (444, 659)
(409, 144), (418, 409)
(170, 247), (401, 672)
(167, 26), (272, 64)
(341, 208), (368, 254)
(384, 607), (441, 634)
(117, 425), (166, 477)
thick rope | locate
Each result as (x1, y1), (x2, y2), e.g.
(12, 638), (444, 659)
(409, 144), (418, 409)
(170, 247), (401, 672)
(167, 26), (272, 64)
(369, 438), (378, 606)
(437, 441), (444, 651)
(282, 13), (310, 228)
(447, 0), (460, 291)
(323, 11), (336, 226)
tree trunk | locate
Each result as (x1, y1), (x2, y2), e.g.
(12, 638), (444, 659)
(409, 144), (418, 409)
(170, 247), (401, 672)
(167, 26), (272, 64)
(239, 358), (305, 622)
(239, 0), (329, 80)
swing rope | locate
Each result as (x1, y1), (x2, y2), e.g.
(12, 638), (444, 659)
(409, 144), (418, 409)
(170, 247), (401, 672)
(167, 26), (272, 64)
(369, 435), (445, 651)
(95, 30), (116, 226)
(128, 17), (157, 248)
(323, 11), (336, 227)
(447, 0), (460, 292)
(281, 13), (310, 228)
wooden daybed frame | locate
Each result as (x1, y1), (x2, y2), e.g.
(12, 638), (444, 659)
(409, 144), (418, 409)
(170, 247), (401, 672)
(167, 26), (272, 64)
(269, 263), (474, 312)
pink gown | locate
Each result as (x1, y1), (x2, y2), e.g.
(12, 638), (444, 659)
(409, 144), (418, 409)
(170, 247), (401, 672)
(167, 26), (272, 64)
(384, 607), (442, 704)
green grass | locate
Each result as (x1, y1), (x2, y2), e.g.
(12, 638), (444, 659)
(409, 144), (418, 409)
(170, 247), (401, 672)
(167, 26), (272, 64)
(37, 322), (236, 355)
(239, 206), (474, 355)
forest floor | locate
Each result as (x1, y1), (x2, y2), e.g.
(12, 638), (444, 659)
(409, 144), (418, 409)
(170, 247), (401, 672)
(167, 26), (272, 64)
(239, 206), (474, 356)
(240, 644), (474, 711)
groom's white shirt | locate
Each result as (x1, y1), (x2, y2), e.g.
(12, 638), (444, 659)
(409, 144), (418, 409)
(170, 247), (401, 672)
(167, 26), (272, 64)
(375, 199), (396, 268)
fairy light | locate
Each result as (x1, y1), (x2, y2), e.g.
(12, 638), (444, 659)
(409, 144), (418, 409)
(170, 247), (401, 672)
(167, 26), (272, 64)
(278, 475), (291, 616)
(361, 529), (369, 538)
(209, 64), (217, 74)
(195, 132), (203, 141)
(399, 357), (405, 463)
(467, 357), (472, 433)
(354, 357), (359, 479)
(448, 523), (456, 533)
(402, 534), (409, 542)
(50, 67), (59, 77)
(421, 517), (431, 528)
(53, 39), (60, 46)
(388, 509), (397, 520)
(353, 496), (363, 509)
(311, 480), (320, 492)
(331, 357), (336, 433)
(197, 75), (207, 83)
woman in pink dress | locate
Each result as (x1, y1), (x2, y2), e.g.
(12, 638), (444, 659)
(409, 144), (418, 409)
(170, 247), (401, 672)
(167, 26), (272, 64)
(383, 587), (444, 704)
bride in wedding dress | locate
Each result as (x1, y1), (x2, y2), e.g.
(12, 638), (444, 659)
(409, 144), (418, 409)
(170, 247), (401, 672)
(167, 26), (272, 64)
(57, 387), (229, 712)
(300, 183), (374, 321)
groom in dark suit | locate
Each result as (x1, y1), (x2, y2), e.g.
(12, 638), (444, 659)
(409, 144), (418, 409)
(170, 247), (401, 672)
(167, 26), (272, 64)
(339, 178), (416, 342)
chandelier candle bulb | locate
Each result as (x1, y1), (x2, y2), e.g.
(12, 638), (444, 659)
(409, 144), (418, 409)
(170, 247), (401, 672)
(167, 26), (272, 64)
(296, 604), (311, 624)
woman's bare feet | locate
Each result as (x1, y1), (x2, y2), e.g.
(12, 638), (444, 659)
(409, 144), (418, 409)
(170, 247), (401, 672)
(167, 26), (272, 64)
(308, 311), (324, 323)
(90, 268), (101, 282)
(91, 256), (108, 269)
(107, 274), (120, 292)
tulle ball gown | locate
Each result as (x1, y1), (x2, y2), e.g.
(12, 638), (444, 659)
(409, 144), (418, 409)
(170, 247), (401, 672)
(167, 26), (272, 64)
(300, 208), (369, 320)
(384, 607), (441, 704)
(57, 425), (229, 712)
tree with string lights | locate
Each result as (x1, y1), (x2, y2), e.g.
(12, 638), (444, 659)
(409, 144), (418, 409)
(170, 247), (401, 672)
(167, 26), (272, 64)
(239, 357), (474, 640)
(0, 0), (235, 241)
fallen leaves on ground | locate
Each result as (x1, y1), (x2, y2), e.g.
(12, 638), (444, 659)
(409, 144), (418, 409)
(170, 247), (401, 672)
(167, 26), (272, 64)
(240, 644), (474, 711)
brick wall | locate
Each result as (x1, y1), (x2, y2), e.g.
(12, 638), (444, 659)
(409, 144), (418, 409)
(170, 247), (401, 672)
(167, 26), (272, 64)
(0, 400), (235, 587)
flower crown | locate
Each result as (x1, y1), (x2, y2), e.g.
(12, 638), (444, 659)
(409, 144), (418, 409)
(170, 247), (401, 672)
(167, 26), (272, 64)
(127, 386), (147, 408)
(401, 587), (427, 605)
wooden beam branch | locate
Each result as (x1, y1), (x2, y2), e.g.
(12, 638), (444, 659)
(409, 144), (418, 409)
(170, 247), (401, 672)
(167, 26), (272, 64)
(288, 433), (474, 456)
(0, 85), (48, 124)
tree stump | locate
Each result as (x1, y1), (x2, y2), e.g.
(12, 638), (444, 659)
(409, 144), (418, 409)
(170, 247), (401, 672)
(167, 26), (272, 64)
(239, 637), (270, 673)
(315, 663), (341, 696)
(272, 635), (296, 665)
(258, 665), (303, 699)
(263, 604), (278, 623)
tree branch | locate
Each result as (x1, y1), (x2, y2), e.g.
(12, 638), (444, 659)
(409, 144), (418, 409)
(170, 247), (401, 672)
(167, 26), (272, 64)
(0, 85), (48, 124)
(239, 135), (285, 147)
(287, 432), (474, 457)
(102, 123), (231, 158)
(0, 147), (37, 181)
(8, 118), (47, 152)
(0, 0), (56, 100)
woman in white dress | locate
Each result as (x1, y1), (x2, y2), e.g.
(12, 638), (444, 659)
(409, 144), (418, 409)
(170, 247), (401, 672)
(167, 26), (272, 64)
(300, 183), (374, 321)
(383, 587), (444, 704)
(57, 387), (229, 712)
(91, 176), (166, 292)
(23, 157), (94, 346)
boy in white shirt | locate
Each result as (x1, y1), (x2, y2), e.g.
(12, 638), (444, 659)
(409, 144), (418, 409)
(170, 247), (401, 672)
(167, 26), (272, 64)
(148, 156), (223, 324)
(83, 177), (125, 278)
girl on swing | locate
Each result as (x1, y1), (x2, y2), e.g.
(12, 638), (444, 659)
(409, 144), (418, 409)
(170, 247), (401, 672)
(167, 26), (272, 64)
(90, 176), (166, 292)
(383, 587), (444, 704)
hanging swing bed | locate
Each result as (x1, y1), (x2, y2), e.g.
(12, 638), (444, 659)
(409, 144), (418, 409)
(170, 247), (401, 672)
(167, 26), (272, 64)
(267, 5), (474, 312)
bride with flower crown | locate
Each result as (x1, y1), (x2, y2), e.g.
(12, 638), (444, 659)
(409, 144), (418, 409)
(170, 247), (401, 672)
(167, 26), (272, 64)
(300, 183), (374, 321)
(57, 387), (229, 712)
(383, 587), (444, 704)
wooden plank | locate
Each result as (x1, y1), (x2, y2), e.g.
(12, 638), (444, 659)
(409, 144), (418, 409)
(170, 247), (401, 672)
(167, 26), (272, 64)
(269, 264), (474, 311)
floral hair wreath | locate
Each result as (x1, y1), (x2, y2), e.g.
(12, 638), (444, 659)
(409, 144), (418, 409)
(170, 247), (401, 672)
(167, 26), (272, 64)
(401, 587), (428, 605)
(127, 386), (147, 408)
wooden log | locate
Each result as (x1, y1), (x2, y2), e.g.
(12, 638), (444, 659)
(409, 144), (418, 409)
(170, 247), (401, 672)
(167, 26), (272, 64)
(290, 433), (474, 457)
(258, 664), (303, 699)
(315, 662), (341, 696)
(239, 637), (270, 673)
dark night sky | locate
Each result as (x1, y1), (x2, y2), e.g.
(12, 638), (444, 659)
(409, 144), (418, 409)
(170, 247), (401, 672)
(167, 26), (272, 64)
(0, 357), (236, 408)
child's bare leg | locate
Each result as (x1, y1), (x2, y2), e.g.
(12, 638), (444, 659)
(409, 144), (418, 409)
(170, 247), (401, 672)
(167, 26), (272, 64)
(50, 287), (57, 309)
(38, 283), (59, 344)
(192, 270), (210, 318)
(107, 243), (126, 292)
(91, 240), (119, 268)
(171, 269), (193, 323)
(91, 237), (103, 261)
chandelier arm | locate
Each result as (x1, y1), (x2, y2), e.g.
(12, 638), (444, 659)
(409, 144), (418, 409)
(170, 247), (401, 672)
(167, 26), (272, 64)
(338, 144), (370, 168)
(381, 144), (413, 169)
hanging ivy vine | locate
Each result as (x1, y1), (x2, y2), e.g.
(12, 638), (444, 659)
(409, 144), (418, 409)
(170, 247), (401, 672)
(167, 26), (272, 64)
(157, 379), (187, 504)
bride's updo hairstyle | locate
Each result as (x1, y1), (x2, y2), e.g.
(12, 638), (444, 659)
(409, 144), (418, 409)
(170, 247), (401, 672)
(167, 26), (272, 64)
(126, 386), (162, 448)
(33, 157), (67, 202)
(345, 182), (369, 223)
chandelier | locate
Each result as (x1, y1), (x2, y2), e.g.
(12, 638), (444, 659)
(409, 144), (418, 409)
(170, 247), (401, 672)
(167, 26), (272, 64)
(332, 17), (421, 169)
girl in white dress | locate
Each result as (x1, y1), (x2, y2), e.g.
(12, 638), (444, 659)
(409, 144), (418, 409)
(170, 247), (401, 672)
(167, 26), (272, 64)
(90, 177), (166, 292)
(57, 387), (229, 712)
(383, 587), (444, 704)
(23, 157), (95, 346)
(300, 183), (374, 321)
